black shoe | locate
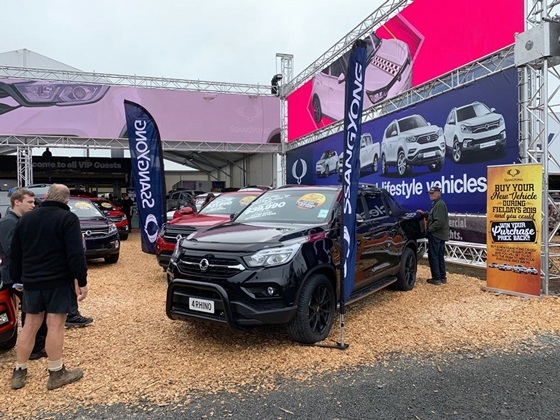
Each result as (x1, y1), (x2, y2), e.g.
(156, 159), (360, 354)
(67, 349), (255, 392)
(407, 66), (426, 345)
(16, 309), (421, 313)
(29, 349), (48, 360)
(11, 368), (27, 390)
(441, 278), (447, 284)
(65, 313), (93, 328)
(47, 365), (83, 390)
(427, 278), (442, 286)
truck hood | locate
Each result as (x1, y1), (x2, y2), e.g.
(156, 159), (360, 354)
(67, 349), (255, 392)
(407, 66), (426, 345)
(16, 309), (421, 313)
(169, 213), (230, 228)
(401, 125), (439, 137)
(459, 113), (502, 126)
(183, 222), (328, 252)
(78, 217), (111, 230)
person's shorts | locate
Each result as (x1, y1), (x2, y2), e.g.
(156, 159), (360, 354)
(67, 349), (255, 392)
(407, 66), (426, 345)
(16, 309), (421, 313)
(22, 283), (74, 314)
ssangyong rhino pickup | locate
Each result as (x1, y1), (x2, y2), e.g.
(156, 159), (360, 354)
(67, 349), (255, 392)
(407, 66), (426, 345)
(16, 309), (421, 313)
(166, 185), (424, 344)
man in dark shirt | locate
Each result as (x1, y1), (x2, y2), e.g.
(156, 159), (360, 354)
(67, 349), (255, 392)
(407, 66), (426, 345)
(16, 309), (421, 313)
(418, 186), (450, 286)
(0, 187), (48, 359)
(121, 193), (133, 231)
(10, 184), (88, 390)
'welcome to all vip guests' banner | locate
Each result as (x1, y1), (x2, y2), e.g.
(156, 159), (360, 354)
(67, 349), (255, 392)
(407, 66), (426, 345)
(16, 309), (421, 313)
(486, 164), (542, 296)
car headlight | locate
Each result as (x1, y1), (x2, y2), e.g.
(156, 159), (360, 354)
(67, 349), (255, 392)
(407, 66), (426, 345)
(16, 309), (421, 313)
(171, 238), (183, 261)
(243, 243), (301, 268)
(404, 136), (417, 143)
(12, 81), (109, 105)
(460, 124), (473, 133)
(498, 116), (504, 126)
(108, 223), (117, 234)
(367, 89), (388, 104)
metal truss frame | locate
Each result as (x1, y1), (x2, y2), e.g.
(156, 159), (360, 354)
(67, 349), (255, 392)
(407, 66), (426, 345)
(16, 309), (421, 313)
(287, 45), (515, 152)
(519, 0), (560, 295)
(0, 66), (274, 96)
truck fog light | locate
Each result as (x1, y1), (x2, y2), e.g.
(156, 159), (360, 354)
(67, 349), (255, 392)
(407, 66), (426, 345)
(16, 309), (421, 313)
(267, 287), (276, 296)
(0, 312), (9, 325)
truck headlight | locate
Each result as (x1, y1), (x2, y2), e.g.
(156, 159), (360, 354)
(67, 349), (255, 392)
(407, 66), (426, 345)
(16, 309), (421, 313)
(108, 223), (117, 234)
(171, 238), (183, 261)
(11, 81), (109, 105)
(244, 243), (301, 267)
(460, 124), (473, 133)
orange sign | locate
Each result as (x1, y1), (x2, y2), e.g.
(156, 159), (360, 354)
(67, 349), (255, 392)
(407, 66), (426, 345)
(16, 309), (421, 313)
(486, 164), (542, 296)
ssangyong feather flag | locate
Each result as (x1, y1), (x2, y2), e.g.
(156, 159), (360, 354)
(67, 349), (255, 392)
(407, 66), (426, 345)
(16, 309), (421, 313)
(340, 40), (367, 304)
(124, 100), (166, 254)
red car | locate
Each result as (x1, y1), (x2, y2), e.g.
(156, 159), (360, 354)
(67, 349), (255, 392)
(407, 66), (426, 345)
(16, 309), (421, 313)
(0, 286), (18, 351)
(156, 191), (262, 269)
(89, 197), (129, 241)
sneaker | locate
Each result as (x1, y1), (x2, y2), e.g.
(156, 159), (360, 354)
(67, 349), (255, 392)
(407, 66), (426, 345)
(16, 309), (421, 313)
(29, 349), (48, 360)
(427, 278), (442, 286)
(11, 368), (27, 390)
(47, 365), (83, 390)
(441, 278), (448, 284)
(65, 313), (93, 328)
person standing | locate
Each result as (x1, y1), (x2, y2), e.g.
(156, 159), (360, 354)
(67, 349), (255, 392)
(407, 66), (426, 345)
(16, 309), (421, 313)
(121, 193), (133, 231)
(0, 188), (48, 360)
(9, 184), (88, 390)
(418, 186), (449, 286)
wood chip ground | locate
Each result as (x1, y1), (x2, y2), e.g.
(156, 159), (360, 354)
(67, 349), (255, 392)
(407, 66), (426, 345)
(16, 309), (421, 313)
(2, 233), (560, 417)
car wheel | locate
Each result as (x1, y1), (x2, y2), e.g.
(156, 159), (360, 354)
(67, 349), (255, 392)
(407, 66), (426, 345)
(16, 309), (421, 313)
(381, 154), (388, 175)
(104, 253), (120, 264)
(452, 139), (462, 163)
(120, 233), (129, 241)
(0, 326), (17, 351)
(287, 274), (335, 344)
(312, 94), (323, 123)
(397, 150), (410, 176)
(392, 247), (417, 291)
(372, 155), (379, 173)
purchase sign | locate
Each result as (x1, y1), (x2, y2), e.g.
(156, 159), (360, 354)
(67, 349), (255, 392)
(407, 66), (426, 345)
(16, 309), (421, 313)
(486, 164), (542, 296)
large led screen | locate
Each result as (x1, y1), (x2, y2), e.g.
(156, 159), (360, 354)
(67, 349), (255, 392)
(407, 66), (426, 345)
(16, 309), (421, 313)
(286, 67), (518, 216)
(287, 0), (523, 141)
(0, 79), (280, 143)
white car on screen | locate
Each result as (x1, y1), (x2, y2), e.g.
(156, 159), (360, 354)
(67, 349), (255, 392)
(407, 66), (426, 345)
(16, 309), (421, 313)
(443, 101), (506, 163)
(311, 33), (412, 123)
(337, 133), (380, 178)
(380, 115), (445, 177)
(315, 149), (339, 178)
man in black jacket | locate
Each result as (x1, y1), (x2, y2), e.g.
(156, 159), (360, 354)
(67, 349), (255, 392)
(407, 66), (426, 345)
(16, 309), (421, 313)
(0, 187), (48, 359)
(9, 184), (88, 390)
(418, 186), (450, 286)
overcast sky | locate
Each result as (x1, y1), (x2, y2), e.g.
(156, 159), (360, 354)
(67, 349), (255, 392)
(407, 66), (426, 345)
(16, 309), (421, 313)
(0, 0), (386, 85)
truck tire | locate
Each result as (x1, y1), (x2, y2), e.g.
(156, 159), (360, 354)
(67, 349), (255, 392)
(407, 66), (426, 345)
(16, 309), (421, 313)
(287, 274), (335, 344)
(392, 247), (417, 291)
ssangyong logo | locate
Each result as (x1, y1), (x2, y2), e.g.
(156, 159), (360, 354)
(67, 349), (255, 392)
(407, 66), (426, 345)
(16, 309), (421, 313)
(342, 56), (364, 281)
(199, 258), (210, 272)
(291, 159), (307, 184)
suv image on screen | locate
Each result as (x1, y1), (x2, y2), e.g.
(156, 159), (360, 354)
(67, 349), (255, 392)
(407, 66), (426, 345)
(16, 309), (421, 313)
(381, 114), (445, 176)
(68, 198), (120, 264)
(315, 149), (339, 178)
(337, 133), (380, 179)
(443, 101), (506, 163)
(166, 185), (424, 344)
(311, 33), (412, 123)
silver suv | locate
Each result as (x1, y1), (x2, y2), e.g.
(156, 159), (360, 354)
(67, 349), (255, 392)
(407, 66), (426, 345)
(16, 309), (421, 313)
(381, 115), (445, 176)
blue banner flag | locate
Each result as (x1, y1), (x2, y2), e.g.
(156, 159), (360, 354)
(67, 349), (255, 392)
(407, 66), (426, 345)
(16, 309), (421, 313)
(124, 100), (166, 254)
(340, 40), (367, 305)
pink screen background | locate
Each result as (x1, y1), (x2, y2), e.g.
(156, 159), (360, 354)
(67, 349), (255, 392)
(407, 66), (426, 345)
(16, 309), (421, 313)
(287, 0), (524, 141)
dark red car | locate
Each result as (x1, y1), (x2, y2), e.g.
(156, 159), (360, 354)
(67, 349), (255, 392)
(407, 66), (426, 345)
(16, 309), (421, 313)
(0, 286), (18, 351)
(89, 197), (129, 241)
(156, 191), (262, 269)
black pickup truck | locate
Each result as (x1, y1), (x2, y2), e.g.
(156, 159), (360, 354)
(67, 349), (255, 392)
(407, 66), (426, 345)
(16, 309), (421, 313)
(166, 185), (425, 344)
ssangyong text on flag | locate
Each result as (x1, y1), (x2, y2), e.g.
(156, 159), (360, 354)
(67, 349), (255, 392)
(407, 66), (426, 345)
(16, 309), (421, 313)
(124, 100), (166, 254)
(341, 40), (367, 304)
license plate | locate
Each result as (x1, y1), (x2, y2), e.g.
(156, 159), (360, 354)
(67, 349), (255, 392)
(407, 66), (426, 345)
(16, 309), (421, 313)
(424, 151), (436, 158)
(189, 297), (214, 314)
(480, 141), (496, 149)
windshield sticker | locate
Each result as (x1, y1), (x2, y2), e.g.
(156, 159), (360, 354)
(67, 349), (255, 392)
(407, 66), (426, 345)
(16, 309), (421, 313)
(296, 193), (326, 210)
(318, 209), (329, 218)
(74, 201), (93, 209)
(239, 195), (257, 206)
(101, 202), (113, 209)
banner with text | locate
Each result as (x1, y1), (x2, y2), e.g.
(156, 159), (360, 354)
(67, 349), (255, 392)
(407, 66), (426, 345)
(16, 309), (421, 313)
(486, 164), (542, 296)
